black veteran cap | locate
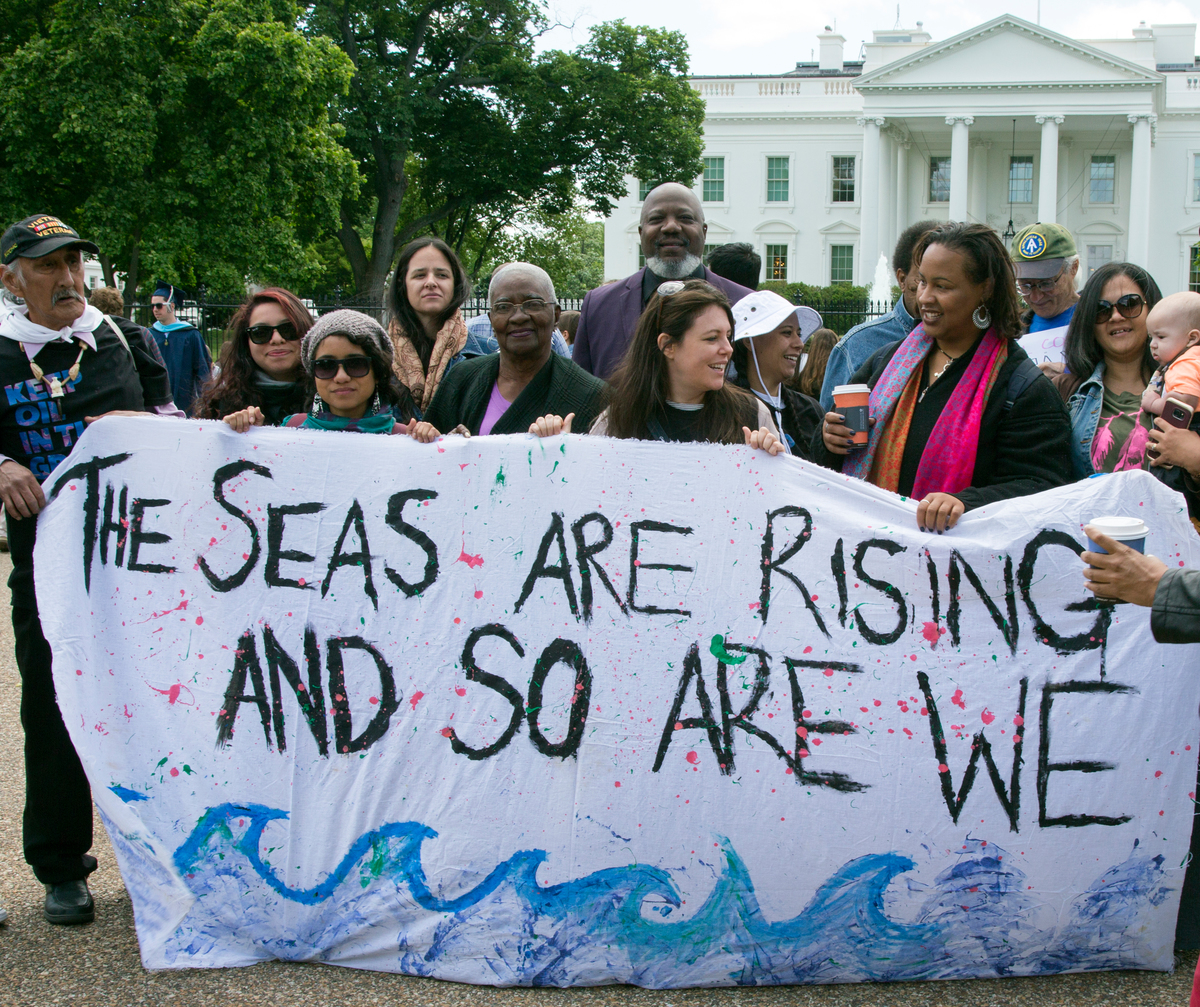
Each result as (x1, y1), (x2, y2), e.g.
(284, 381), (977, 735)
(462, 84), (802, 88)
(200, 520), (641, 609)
(2, 214), (99, 265)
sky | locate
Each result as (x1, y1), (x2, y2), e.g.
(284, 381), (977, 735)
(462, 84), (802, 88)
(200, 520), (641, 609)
(538, 0), (1200, 75)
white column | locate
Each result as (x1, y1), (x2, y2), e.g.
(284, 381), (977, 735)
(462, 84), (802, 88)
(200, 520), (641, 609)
(969, 141), (990, 223)
(895, 141), (910, 239)
(1127, 113), (1155, 266)
(1035, 114), (1064, 223)
(946, 116), (973, 222)
(857, 115), (885, 281)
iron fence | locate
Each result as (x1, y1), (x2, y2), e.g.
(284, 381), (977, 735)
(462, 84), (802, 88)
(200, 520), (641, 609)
(792, 298), (893, 337)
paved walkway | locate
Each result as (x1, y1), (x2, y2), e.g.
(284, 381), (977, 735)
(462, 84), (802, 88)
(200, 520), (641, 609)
(0, 553), (1193, 1005)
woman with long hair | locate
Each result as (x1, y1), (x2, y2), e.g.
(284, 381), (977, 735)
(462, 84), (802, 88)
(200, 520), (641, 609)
(795, 327), (838, 399)
(193, 288), (311, 427)
(582, 280), (780, 453)
(1055, 261), (1162, 477)
(386, 237), (471, 416)
(815, 221), (1073, 532)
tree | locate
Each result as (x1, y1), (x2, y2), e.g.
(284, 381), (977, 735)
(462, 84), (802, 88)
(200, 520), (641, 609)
(307, 3), (705, 300)
(0, 0), (359, 300)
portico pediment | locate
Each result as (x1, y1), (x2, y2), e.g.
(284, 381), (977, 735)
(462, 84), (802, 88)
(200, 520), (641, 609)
(856, 15), (1162, 93)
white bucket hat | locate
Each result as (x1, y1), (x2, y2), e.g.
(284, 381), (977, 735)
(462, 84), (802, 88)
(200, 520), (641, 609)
(731, 289), (822, 344)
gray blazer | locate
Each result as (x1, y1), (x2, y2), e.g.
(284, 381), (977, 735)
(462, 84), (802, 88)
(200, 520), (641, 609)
(572, 267), (754, 381)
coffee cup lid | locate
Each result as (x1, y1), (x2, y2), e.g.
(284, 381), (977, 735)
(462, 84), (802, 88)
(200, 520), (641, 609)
(1088, 515), (1149, 539)
(832, 384), (871, 396)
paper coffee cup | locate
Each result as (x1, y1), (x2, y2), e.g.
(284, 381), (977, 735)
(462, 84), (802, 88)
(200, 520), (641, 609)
(832, 383), (870, 447)
(1086, 515), (1148, 555)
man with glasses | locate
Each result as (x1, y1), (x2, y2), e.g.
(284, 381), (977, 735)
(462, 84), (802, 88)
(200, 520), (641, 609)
(424, 263), (606, 436)
(149, 282), (211, 417)
(0, 214), (176, 925)
(1012, 223), (1080, 368)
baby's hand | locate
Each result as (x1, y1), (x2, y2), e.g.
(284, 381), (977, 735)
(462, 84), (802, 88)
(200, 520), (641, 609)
(1141, 388), (1164, 415)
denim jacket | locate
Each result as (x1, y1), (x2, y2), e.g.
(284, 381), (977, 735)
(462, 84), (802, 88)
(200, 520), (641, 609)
(819, 297), (917, 411)
(1065, 361), (1106, 479)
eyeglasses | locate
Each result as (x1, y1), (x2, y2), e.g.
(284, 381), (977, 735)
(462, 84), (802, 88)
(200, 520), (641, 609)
(151, 301), (169, 310)
(1017, 272), (1064, 296)
(246, 321), (299, 344)
(491, 297), (552, 316)
(654, 280), (687, 332)
(1095, 293), (1145, 323)
(313, 355), (372, 380)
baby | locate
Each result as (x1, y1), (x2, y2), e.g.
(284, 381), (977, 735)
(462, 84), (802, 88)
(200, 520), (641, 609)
(1141, 291), (1200, 418)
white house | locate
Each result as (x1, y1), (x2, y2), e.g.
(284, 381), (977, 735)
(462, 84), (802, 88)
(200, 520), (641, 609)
(602, 15), (1200, 294)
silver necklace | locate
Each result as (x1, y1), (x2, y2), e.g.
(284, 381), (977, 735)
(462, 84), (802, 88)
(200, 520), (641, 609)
(918, 346), (962, 403)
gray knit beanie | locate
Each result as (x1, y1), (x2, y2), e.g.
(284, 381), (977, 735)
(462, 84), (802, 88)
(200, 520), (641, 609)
(300, 309), (393, 374)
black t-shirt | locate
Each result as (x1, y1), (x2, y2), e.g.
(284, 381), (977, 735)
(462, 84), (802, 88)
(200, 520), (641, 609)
(0, 315), (172, 480)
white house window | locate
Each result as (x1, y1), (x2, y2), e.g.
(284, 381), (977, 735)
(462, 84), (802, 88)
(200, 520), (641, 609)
(767, 158), (789, 202)
(703, 243), (719, 260)
(702, 158), (725, 202)
(929, 157), (951, 202)
(1087, 244), (1113, 277)
(832, 156), (855, 202)
(638, 179), (655, 201)
(1009, 156), (1033, 204)
(830, 245), (854, 284)
(638, 247), (646, 267)
(1191, 243), (1200, 293)
(1090, 156), (1115, 204)
(1193, 154), (1200, 203)
(765, 244), (788, 280)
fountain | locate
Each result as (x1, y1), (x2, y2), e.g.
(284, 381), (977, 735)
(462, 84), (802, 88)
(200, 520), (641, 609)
(865, 252), (893, 311)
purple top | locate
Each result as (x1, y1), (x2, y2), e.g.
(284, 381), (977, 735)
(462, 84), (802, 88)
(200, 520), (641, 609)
(478, 382), (512, 436)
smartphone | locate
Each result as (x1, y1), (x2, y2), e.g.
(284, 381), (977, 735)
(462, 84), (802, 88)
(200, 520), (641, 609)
(1149, 397), (1195, 468)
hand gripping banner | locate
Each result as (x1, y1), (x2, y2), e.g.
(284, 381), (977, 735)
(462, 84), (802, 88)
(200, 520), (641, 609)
(33, 417), (1200, 987)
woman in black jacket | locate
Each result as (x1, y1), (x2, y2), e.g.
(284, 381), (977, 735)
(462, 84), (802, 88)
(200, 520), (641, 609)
(814, 222), (1074, 532)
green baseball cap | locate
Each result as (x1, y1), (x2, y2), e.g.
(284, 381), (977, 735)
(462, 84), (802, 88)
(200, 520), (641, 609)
(1011, 222), (1077, 279)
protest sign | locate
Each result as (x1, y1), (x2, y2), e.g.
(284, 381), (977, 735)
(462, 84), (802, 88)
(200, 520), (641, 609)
(34, 417), (1200, 987)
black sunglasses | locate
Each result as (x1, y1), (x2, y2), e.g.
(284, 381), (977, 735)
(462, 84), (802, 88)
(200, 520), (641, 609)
(1095, 293), (1145, 323)
(246, 321), (299, 344)
(313, 355), (372, 380)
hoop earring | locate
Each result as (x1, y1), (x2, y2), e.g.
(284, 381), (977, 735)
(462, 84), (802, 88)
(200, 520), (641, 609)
(972, 304), (992, 330)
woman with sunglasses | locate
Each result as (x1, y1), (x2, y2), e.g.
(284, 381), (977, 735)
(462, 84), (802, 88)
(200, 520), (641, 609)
(284, 310), (429, 436)
(815, 222), (1073, 533)
(577, 280), (782, 454)
(1057, 262), (1163, 477)
(194, 288), (311, 428)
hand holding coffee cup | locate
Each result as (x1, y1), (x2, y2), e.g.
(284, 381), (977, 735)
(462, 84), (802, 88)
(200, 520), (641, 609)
(823, 384), (872, 455)
(1082, 517), (1166, 608)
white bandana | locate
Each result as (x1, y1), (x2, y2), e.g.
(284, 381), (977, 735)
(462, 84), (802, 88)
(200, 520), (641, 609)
(0, 301), (101, 361)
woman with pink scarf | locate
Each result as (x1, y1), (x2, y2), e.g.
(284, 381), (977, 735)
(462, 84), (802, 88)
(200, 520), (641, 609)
(814, 222), (1074, 532)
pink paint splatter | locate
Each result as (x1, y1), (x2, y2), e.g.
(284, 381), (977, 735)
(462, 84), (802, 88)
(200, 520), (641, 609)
(951, 689), (966, 710)
(922, 621), (946, 648)
(455, 686), (466, 697)
(938, 764), (949, 773)
(474, 590), (483, 599)
(169, 767), (179, 777)
(410, 691), (425, 711)
(980, 708), (995, 725)
(685, 751), (699, 765)
(456, 550), (484, 569)
(614, 781), (621, 788)
(440, 727), (453, 738)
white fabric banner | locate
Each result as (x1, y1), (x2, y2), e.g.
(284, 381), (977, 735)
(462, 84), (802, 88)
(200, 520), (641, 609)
(34, 417), (1200, 987)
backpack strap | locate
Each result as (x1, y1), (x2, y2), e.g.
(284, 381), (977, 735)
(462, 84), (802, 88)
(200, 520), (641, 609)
(102, 315), (133, 357)
(1004, 357), (1042, 412)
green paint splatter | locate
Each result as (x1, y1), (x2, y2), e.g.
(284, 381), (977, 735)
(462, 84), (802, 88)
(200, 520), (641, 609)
(182, 764), (194, 775)
(710, 635), (747, 665)
(495, 466), (506, 486)
(155, 756), (168, 768)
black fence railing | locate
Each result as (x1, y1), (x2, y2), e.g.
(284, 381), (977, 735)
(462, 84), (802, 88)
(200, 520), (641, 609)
(792, 298), (892, 337)
(126, 293), (589, 358)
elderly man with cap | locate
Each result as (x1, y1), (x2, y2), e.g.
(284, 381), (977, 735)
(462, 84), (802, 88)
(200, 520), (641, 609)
(424, 263), (606, 436)
(0, 214), (176, 925)
(728, 289), (824, 459)
(1012, 222), (1080, 367)
(150, 281), (212, 417)
(571, 182), (753, 380)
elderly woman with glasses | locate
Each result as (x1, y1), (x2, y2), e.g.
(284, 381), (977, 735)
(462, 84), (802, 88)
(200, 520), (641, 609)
(423, 263), (607, 436)
(194, 288), (313, 428)
(1055, 262), (1163, 476)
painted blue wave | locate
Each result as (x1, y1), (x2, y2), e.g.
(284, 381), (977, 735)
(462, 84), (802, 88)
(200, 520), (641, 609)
(158, 804), (1172, 986)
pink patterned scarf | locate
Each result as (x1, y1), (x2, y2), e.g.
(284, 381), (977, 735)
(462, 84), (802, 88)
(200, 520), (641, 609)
(843, 324), (1008, 498)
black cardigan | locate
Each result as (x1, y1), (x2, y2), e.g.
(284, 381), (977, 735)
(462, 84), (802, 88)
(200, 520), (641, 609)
(810, 337), (1075, 511)
(424, 351), (607, 436)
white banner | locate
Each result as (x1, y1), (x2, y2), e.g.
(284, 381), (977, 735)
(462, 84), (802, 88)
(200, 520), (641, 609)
(34, 418), (1200, 987)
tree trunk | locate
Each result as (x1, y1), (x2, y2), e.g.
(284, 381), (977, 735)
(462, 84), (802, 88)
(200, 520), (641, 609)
(98, 253), (118, 295)
(123, 240), (141, 313)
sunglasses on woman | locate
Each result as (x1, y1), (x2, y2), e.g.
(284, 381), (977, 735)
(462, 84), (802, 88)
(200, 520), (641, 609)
(313, 355), (372, 380)
(246, 321), (299, 344)
(1095, 293), (1145, 323)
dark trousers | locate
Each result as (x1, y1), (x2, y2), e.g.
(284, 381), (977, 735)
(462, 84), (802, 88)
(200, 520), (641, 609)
(9, 514), (93, 885)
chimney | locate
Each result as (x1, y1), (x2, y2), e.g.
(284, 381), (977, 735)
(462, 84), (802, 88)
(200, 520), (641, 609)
(818, 28), (846, 71)
(1133, 21), (1153, 39)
